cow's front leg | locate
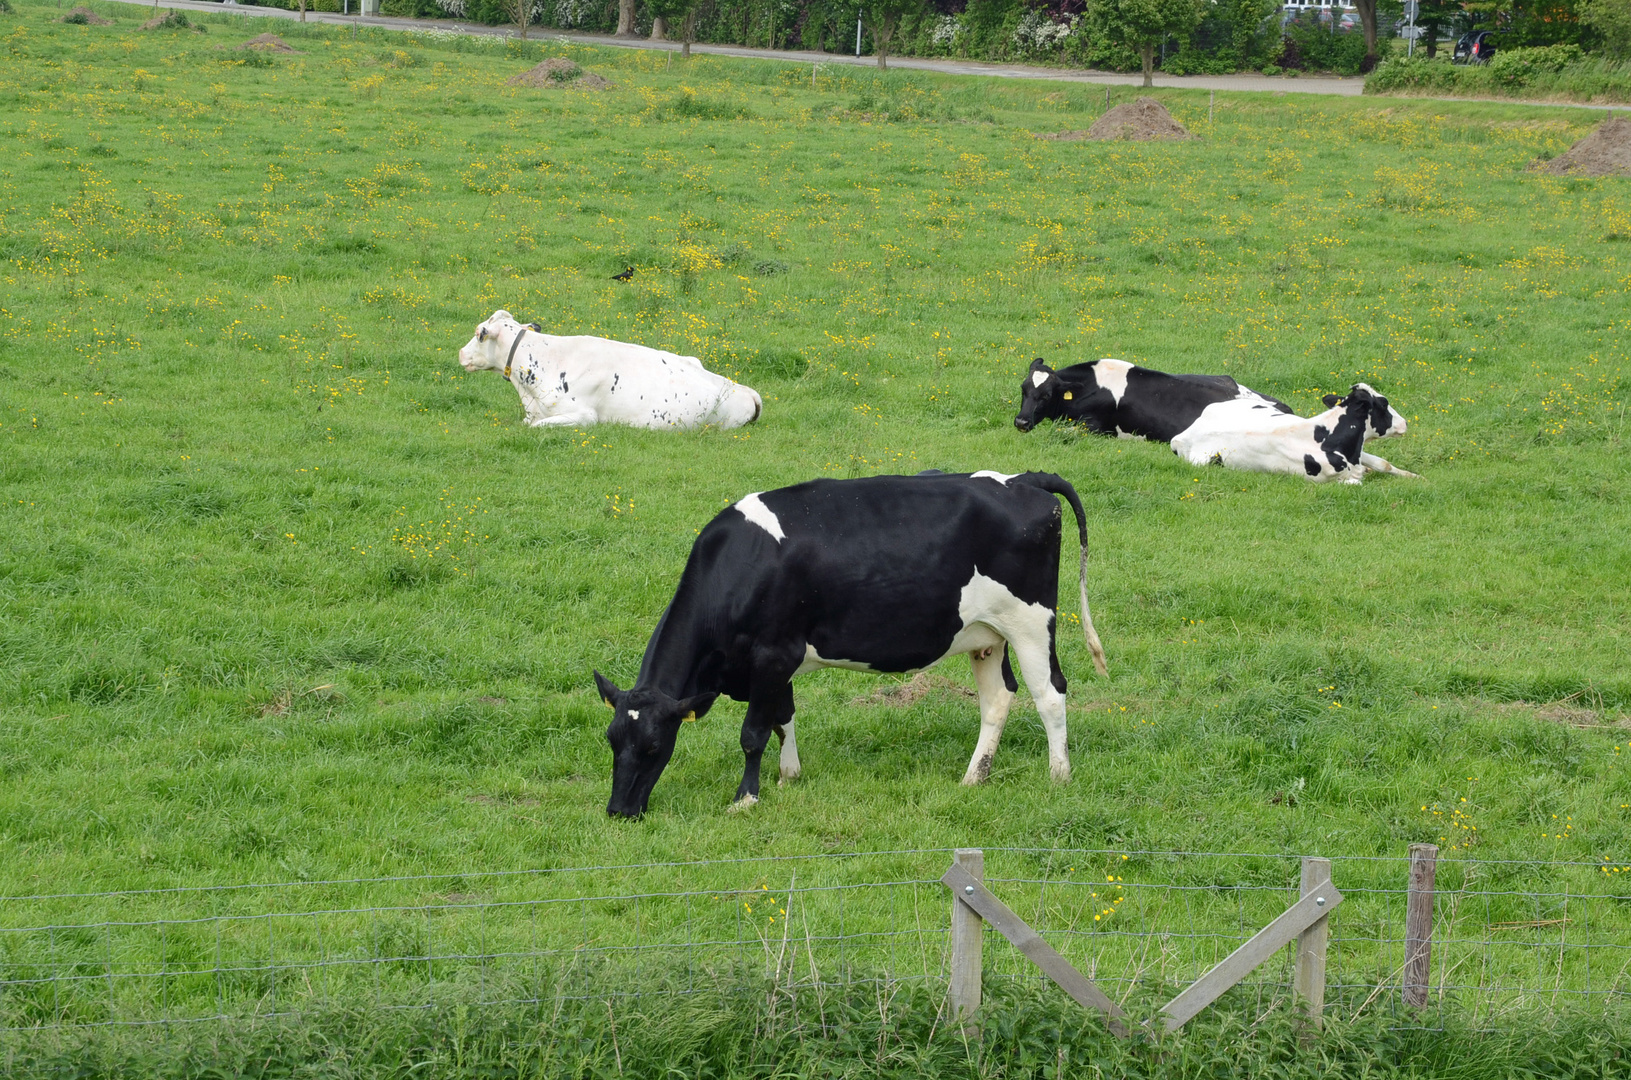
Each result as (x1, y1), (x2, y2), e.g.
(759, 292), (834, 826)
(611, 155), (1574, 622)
(963, 645), (1016, 785)
(529, 409), (599, 428)
(731, 681), (794, 810)
(1359, 451), (1419, 478)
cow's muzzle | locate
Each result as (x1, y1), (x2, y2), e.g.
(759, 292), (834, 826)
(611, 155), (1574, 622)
(1014, 416), (1034, 432)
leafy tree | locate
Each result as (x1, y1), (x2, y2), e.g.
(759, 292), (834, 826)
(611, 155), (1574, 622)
(1581, 0), (1631, 55)
(1413, 0), (1462, 58)
(863, 0), (927, 69)
(649, 0), (705, 55)
(1085, 0), (1203, 85)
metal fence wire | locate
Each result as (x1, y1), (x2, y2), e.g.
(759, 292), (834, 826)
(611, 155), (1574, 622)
(2, 848), (1628, 1033)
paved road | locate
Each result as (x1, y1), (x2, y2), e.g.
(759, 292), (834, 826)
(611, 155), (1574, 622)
(101, 0), (1366, 95)
(98, 0), (1628, 110)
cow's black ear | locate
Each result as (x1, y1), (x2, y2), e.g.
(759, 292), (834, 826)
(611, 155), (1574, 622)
(1321, 394), (1341, 408)
(678, 691), (719, 723)
(593, 671), (624, 709)
(1029, 357), (1049, 371)
(528, 322), (542, 332)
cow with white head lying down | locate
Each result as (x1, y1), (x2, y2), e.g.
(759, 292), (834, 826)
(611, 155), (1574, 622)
(458, 310), (762, 430)
(1171, 383), (1418, 484)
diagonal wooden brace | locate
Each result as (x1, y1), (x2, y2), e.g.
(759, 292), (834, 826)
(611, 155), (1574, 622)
(942, 864), (1130, 1038)
(1160, 882), (1345, 1031)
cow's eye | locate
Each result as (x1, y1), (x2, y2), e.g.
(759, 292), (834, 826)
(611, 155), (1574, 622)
(479, 328), (488, 342)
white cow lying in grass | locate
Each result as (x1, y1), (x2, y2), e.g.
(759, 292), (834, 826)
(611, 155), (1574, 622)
(1171, 383), (1418, 484)
(458, 310), (763, 430)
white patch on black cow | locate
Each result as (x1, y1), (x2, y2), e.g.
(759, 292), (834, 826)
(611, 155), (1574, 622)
(1031, 370), (1051, 388)
(971, 470), (1018, 484)
(1092, 358), (1133, 404)
(736, 492), (786, 542)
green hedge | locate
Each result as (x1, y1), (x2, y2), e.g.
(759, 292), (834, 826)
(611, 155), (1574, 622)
(1366, 48), (1631, 100)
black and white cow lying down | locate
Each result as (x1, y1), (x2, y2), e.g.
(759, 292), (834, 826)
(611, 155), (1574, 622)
(1172, 382), (1416, 484)
(594, 471), (1108, 818)
(458, 310), (762, 430)
(1014, 358), (1414, 480)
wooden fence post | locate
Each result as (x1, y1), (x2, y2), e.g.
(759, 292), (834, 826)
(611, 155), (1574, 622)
(949, 849), (984, 1024)
(1403, 843), (1439, 1009)
(1293, 857), (1331, 1033)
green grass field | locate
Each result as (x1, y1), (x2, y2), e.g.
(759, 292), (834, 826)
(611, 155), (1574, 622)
(2, 0), (1630, 1051)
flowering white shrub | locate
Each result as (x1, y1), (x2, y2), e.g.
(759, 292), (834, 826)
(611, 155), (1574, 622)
(931, 15), (963, 46)
(1012, 10), (1077, 53)
(553, 0), (597, 27)
(433, 0), (465, 15)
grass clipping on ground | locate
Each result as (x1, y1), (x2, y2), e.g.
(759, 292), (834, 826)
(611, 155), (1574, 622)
(506, 57), (611, 90)
(1039, 96), (1192, 142)
(1531, 116), (1631, 176)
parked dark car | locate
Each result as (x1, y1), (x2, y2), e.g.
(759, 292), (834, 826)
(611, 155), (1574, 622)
(1453, 31), (1498, 64)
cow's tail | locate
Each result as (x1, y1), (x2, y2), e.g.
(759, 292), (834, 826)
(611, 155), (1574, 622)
(1015, 473), (1108, 677)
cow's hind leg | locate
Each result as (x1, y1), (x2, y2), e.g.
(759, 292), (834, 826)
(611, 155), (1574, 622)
(962, 645), (1016, 785)
(1005, 615), (1071, 784)
(1359, 451), (1419, 479)
(731, 680), (794, 811)
(774, 715), (800, 785)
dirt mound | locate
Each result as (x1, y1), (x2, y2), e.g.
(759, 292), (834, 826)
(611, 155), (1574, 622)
(139, 11), (204, 31)
(506, 57), (611, 90)
(1085, 96), (1190, 141)
(241, 32), (296, 52)
(1530, 117), (1631, 177)
(59, 6), (112, 24)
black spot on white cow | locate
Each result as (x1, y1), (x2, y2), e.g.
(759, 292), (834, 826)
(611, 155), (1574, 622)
(1172, 382), (1416, 483)
(594, 472), (1108, 818)
(1014, 357), (1294, 441)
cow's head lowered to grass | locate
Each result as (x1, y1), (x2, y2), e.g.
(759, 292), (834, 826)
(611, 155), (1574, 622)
(595, 672), (718, 819)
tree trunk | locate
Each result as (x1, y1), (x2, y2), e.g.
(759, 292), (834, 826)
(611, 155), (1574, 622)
(875, 13), (897, 69)
(298, 0), (306, 22)
(616, 0), (636, 37)
(1424, 25), (1438, 58)
(1140, 43), (1154, 86)
(651, 16), (667, 39)
(1355, 0), (1379, 65)
(682, 9), (697, 58)
(516, 0), (528, 39)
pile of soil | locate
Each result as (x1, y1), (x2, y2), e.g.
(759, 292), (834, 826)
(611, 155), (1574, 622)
(139, 11), (204, 31)
(240, 32), (296, 52)
(1530, 116), (1631, 177)
(1085, 96), (1191, 141)
(506, 57), (611, 90)
(59, 6), (112, 24)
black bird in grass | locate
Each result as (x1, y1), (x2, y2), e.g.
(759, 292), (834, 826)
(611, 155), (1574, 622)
(612, 266), (635, 283)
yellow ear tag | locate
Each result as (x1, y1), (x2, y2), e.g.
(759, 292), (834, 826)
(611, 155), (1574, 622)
(682, 711), (697, 723)
(1063, 391), (1074, 400)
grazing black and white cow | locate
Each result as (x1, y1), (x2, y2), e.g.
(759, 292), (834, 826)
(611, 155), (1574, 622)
(594, 471), (1108, 818)
(1014, 357), (1295, 441)
(1172, 382), (1416, 483)
(458, 310), (762, 430)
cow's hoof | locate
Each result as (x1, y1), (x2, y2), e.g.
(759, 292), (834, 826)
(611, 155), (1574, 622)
(777, 770), (800, 786)
(727, 794), (759, 813)
(1050, 764), (1072, 784)
(961, 753), (994, 786)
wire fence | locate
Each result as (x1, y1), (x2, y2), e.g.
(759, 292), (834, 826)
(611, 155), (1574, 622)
(2, 847), (1628, 1034)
